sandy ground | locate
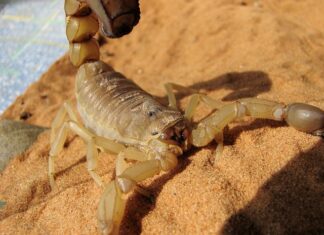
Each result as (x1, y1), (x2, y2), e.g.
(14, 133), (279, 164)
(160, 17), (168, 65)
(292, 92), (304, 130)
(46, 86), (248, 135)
(1, 0), (324, 234)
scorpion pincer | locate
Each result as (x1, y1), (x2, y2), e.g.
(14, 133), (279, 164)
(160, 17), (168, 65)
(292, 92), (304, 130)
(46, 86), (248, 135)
(49, 60), (324, 234)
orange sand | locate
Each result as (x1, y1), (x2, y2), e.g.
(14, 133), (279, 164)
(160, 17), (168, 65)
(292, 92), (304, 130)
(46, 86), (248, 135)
(1, 0), (324, 234)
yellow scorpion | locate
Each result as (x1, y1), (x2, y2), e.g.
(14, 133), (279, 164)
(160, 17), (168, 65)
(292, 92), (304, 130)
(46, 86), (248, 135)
(49, 0), (324, 234)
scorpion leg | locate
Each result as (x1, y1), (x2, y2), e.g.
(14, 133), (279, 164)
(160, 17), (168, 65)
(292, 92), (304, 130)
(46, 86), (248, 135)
(191, 98), (324, 154)
(49, 119), (106, 188)
(184, 93), (225, 120)
(49, 102), (126, 189)
(214, 131), (224, 161)
(49, 102), (81, 188)
(86, 135), (126, 187)
(94, 135), (125, 154)
(50, 105), (67, 145)
(49, 123), (69, 189)
(50, 101), (79, 144)
(164, 83), (198, 109)
(164, 82), (224, 114)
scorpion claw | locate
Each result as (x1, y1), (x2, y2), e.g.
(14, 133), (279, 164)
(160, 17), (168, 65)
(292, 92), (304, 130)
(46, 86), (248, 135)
(98, 181), (126, 235)
(284, 103), (324, 135)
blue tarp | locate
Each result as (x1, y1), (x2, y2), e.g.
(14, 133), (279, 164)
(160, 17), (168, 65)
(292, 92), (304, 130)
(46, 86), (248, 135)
(0, 0), (67, 113)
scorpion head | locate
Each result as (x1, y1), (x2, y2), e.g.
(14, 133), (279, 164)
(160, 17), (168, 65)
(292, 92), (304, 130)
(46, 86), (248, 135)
(159, 120), (191, 152)
(143, 101), (191, 153)
(146, 115), (190, 172)
(86, 0), (140, 38)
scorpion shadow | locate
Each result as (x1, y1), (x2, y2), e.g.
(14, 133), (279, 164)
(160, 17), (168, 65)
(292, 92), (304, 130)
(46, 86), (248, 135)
(167, 70), (272, 102)
(221, 141), (324, 235)
(120, 71), (275, 234)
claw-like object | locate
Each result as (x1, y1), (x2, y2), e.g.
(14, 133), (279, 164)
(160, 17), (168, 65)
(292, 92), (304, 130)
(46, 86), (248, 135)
(97, 181), (126, 235)
(96, 149), (168, 234)
(191, 98), (324, 148)
(285, 103), (324, 136)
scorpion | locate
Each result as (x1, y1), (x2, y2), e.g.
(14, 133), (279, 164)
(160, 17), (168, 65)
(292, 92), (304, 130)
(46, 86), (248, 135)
(49, 0), (324, 234)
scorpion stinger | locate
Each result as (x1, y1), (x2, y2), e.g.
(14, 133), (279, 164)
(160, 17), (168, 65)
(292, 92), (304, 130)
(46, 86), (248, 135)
(85, 0), (140, 38)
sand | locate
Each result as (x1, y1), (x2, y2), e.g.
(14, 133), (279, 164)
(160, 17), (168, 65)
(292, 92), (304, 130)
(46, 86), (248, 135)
(1, 0), (324, 234)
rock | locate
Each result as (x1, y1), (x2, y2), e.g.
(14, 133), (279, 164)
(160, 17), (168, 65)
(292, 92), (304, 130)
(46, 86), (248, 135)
(0, 200), (6, 209)
(0, 120), (47, 172)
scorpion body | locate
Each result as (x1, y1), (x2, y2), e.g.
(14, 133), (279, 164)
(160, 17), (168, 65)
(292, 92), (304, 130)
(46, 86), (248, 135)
(76, 62), (184, 148)
(48, 0), (324, 234)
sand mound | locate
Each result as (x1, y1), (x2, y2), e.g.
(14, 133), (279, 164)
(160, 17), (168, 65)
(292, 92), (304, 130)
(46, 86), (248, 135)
(1, 0), (324, 234)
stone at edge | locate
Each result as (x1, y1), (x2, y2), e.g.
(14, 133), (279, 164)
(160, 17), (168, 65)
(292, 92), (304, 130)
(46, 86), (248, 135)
(0, 119), (47, 172)
(0, 200), (6, 209)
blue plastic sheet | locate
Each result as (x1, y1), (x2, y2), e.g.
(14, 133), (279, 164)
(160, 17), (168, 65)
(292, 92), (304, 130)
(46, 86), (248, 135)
(0, 0), (67, 113)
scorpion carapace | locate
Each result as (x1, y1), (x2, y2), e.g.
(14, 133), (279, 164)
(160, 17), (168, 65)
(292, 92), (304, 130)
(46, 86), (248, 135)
(48, 1), (324, 234)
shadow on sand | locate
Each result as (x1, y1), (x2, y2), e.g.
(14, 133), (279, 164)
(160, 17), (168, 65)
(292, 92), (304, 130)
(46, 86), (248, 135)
(189, 71), (272, 101)
(164, 70), (272, 102)
(221, 141), (324, 235)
